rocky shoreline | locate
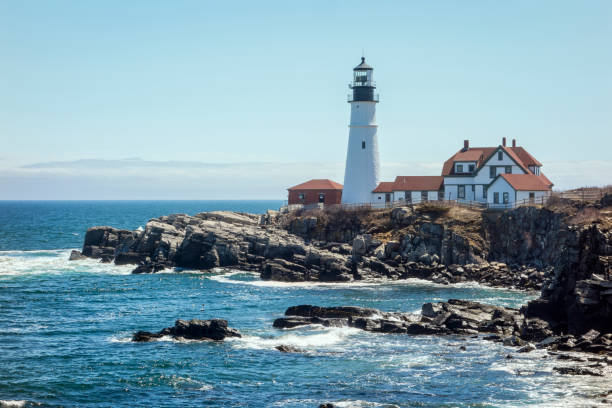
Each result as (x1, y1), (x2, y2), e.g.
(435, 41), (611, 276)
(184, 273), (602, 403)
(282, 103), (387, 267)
(75, 196), (612, 378)
(272, 302), (612, 377)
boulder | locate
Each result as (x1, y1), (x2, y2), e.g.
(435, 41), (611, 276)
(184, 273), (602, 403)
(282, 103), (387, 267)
(68, 250), (86, 261)
(132, 319), (241, 342)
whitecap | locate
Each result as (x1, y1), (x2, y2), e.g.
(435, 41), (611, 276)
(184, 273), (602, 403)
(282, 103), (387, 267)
(229, 326), (362, 351)
(0, 401), (27, 408)
(0, 249), (133, 278)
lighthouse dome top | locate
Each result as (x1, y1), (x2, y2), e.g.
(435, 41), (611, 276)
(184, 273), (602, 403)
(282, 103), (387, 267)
(353, 57), (373, 71)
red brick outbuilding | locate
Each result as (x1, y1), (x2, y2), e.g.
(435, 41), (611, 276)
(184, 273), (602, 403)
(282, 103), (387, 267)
(288, 179), (343, 205)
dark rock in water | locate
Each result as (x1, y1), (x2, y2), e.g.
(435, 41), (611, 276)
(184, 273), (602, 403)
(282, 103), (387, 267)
(275, 344), (304, 353)
(132, 319), (241, 342)
(284, 305), (379, 319)
(517, 344), (536, 353)
(69, 250), (86, 261)
(169, 319), (241, 341)
(319, 404), (335, 408)
(553, 366), (604, 376)
(132, 331), (163, 342)
(273, 316), (346, 329)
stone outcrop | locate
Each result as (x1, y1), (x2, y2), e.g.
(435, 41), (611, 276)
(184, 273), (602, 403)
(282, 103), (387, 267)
(132, 319), (241, 342)
(273, 301), (522, 337)
(272, 301), (612, 376)
(81, 198), (612, 344)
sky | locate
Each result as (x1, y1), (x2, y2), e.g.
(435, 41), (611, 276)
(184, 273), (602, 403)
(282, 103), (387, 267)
(0, 1), (610, 199)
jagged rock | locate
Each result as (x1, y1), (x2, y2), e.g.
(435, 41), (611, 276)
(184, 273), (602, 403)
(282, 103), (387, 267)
(518, 344), (536, 353)
(131, 331), (163, 342)
(275, 345), (305, 353)
(132, 319), (241, 342)
(553, 366), (604, 376)
(68, 250), (86, 261)
(284, 305), (379, 319)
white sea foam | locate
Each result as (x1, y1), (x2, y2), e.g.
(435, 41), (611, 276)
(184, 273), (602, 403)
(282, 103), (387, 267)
(0, 401), (27, 408)
(0, 249), (134, 277)
(230, 326), (362, 351)
(209, 270), (458, 289)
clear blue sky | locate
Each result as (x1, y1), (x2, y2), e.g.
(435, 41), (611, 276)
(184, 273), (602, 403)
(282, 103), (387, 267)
(1, 1), (610, 199)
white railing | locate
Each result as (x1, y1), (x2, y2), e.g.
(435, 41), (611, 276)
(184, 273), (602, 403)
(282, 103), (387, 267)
(280, 196), (553, 214)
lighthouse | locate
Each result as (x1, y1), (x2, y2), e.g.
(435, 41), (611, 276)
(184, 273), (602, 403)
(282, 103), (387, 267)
(341, 57), (380, 204)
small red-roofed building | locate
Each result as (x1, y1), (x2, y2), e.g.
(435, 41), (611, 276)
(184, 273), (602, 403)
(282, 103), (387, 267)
(372, 182), (395, 205)
(487, 173), (553, 207)
(287, 179), (343, 205)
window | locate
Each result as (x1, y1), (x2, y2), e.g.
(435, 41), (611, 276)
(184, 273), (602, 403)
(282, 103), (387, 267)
(298, 193), (305, 200)
(362, 141), (366, 149)
(503, 192), (509, 204)
(529, 192), (535, 203)
(483, 186), (487, 199)
(457, 164), (463, 173)
(421, 191), (428, 202)
(471, 185), (475, 192)
(490, 166), (496, 178)
(498, 151), (503, 161)
(505, 166), (512, 174)
(458, 185), (465, 199)
(494, 192), (499, 204)
(318, 193), (325, 203)
(468, 164), (475, 172)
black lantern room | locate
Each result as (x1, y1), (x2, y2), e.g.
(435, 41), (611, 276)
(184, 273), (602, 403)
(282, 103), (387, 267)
(348, 57), (379, 102)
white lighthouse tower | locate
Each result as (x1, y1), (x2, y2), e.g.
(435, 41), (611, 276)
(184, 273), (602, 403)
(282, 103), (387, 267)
(341, 57), (380, 204)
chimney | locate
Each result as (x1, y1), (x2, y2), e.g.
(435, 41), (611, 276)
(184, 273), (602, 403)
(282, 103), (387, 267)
(464, 140), (469, 150)
(512, 139), (516, 148)
(502, 137), (507, 147)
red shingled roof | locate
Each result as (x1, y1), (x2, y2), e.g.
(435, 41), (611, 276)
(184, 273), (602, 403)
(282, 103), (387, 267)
(512, 147), (542, 167)
(442, 147), (496, 176)
(442, 144), (542, 176)
(373, 182), (395, 193)
(288, 179), (343, 190)
(499, 174), (551, 191)
(537, 173), (554, 187)
(393, 176), (444, 191)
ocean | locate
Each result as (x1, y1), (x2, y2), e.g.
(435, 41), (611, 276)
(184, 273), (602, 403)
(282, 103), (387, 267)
(0, 201), (608, 408)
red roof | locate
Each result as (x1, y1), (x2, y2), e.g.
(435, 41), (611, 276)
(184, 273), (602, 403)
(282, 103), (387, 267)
(442, 147), (496, 176)
(372, 182), (395, 193)
(537, 173), (554, 187)
(392, 176), (444, 191)
(442, 144), (542, 176)
(512, 146), (542, 167)
(498, 174), (551, 191)
(288, 179), (343, 191)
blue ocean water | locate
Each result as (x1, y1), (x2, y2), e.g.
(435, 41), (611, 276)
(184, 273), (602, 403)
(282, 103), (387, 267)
(0, 201), (608, 408)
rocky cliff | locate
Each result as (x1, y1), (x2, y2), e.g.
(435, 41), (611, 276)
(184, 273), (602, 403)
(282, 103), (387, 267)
(78, 197), (612, 338)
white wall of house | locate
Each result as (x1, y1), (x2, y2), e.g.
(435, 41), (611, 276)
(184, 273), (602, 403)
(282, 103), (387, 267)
(444, 148), (527, 202)
(393, 191), (406, 202)
(371, 192), (394, 205)
(454, 161), (477, 174)
(487, 177), (516, 208)
(516, 190), (550, 204)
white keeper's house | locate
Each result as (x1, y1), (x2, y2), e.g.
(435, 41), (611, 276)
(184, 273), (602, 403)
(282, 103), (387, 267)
(372, 137), (553, 208)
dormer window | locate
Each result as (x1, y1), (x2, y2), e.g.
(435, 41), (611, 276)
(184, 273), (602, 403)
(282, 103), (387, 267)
(457, 164), (463, 173)
(468, 164), (475, 172)
(498, 151), (503, 161)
